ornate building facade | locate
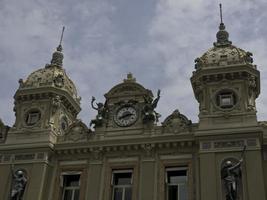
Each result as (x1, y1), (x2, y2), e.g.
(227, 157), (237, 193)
(0, 13), (267, 200)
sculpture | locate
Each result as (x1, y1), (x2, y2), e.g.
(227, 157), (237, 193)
(10, 170), (27, 200)
(0, 118), (9, 141)
(90, 96), (108, 127)
(143, 89), (161, 123)
(221, 146), (246, 200)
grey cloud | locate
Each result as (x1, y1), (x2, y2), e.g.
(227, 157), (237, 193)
(0, 0), (267, 126)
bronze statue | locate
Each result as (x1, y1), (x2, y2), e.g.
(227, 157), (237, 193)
(143, 89), (161, 123)
(221, 146), (246, 200)
(10, 170), (27, 200)
(90, 96), (108, 127)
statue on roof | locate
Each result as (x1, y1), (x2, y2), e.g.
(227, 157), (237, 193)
(143, 89), (161, 123)
(90, 96), (108, 128)
(0, 118), (9, 142)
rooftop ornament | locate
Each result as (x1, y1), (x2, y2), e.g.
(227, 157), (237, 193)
(213, 4), (232, 47)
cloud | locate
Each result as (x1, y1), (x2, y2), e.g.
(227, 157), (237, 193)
(0, 0), (267, 126)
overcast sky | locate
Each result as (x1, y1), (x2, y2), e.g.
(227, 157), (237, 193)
(1, 0), (267, 126)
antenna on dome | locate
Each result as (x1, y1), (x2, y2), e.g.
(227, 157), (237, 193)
(219, 3), (223, 24)
(59, 26), (65, 46)
(56, 26), (65, 52)
(50, 26), (65, 67)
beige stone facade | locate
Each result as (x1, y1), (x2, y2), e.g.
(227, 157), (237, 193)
(0, 17), (267, 200)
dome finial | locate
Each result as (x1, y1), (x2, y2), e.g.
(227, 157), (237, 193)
(220, 3), (223, 24)
(213, 4), (232, 47)
(50, 26), (65, 67)
(124, 72), (136, 82)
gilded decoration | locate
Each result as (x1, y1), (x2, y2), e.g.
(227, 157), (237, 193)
(194, 18), (255, 70)
(17, 43), (80, 103)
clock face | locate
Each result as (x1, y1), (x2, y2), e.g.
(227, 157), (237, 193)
(114, 106), (138, 127)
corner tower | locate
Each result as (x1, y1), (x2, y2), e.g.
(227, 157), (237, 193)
(191, 11), (260, 130)
(6, 28), (81, 144)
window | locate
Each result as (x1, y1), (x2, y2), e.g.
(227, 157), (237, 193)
(25, 110), (41, 126)
(166, 167), (188, 200)
(216, 90), (237, 109)
(61, 174), (80, 200)
(111, 169), (133, 200)
(220, 93), (233, 107)
(60, 116), (68, 133)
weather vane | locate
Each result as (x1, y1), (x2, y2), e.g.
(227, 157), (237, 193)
(219, 3), (223, 24)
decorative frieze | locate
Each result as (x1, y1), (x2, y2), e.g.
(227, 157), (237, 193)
(0, 152), (49, 164)
(200, 138), (260, 152)
(55, 140), (195, 156)
(214, 140), (245, 149)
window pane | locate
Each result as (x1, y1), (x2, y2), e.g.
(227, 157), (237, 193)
(221, 96), (232, 106)
(64, 175), (80, 187)
(168, 185), (178, 200)
(179, 185), (187, 200)
(125, 187), (132, 200)
(63, 190), (73, 200)
(26, 111), (41, 125)
(113, 188), (123, 200)
(74, 189), (80, 200)
(167, 170), (187, 184)
(113, 173), (132, 185)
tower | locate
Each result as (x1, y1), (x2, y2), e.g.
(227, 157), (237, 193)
(191, 12), (260, 130)
(6, 28), (81, 145)
(191, 5), (266, 200)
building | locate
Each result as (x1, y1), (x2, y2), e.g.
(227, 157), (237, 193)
(0, 11), (267, 200)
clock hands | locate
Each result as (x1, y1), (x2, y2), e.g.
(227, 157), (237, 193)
(119, 112), (134, 120)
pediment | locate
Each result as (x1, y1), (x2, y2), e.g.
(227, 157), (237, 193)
(105, 82), (152, 99)
(162, 110), (192, 134)
(63, 120), (91, 142)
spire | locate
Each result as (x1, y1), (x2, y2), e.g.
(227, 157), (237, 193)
(50, 26), (65, 67)
(213, 4), (232, 47)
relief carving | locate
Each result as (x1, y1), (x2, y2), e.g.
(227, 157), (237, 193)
(64, 119), (91, 142)
(142, 143), (155, 157)
(162, 110), (191, 134)
(247, 75), (256, 111)
(53, 73), (64, 88)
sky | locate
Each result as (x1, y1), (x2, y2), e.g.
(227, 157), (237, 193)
(0, 0), (267, 126)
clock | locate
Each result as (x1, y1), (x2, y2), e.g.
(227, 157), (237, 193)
(114, 106), (138, 127)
